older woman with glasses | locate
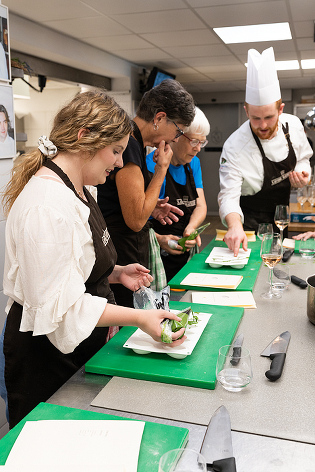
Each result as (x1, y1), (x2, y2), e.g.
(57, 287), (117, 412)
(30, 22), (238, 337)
(97, 79), (195, 307)
(147, 107), (210, 282)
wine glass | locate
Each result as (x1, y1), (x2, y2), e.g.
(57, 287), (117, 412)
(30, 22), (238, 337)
(257, 223), (273, 240)
(296, 187), (308, 209)
(308, 186), (315, 208)
(274, 205), (289, 241)
(260, 233), (283, 299)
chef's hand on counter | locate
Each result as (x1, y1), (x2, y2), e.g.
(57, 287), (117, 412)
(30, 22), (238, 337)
(224, 213), (248, 257)
(293, 231), (315, 241)
(289, 170), (309, 188)
(108, 264), (153, 291)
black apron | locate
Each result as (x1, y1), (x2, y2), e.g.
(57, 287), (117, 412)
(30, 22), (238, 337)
(152, 164), (198, 282)
(106, 121), (151, 308)
(240, 122), (296, 234)
(3, 160), (117, 428)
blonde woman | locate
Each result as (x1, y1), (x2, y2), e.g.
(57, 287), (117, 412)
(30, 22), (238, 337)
(0, 90), (185, 428)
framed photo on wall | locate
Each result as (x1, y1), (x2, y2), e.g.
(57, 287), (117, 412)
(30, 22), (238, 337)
(0, 4), (10, 82)
(0, 82), (15, 158)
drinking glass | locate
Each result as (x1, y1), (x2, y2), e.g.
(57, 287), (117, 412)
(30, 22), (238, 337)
(257, 223), (273, 240)
(274, 205), (289, 241)
(308, 186), (315, 208)
(299, 238), (315, 259)
(272, 264), (290, 293)
(296, 187), (308, 209)
(216, 345), (252, 392)
(159, 448), (206, 472)
(260, 233), (283, 299)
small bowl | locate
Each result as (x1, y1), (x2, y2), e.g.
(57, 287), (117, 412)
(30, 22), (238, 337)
(132, 348), (151, 355)
(167, 352), (187, 359)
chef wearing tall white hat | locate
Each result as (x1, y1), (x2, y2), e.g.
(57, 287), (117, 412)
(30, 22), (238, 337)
(218, 46), (312, 256)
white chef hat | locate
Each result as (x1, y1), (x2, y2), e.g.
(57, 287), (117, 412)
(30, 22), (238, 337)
(245, 47), (281, 106)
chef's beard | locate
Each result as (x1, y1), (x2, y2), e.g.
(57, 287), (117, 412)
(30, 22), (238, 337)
(252, 121), (278, 140)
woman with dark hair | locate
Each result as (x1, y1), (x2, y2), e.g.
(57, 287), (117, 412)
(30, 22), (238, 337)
(0, 90), (185, 428)
(97, 79), (195, 307)
(147, 107), (210, 282)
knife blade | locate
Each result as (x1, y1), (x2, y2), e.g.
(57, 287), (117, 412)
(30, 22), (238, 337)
(230, 334), (244, 366)
(200, 406), (237, 472)
(260, 331), (291, 381)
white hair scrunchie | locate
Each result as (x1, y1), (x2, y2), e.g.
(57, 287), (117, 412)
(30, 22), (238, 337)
(38, 135), (58, 158)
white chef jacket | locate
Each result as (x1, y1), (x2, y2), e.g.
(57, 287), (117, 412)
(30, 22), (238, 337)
(218, 113), (312, 225)
(3, 176), (107, 354)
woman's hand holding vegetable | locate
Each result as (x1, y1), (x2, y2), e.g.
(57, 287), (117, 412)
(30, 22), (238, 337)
(137, 309), (186, 346)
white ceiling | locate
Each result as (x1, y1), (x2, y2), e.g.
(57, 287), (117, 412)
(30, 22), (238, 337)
(5, 0), (315, 94)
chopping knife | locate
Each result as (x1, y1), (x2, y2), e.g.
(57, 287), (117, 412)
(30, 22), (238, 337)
(260, 331), (291, 381)
(230, 333), (244, 366)
(291, 275), (307, 289)
(200, 405), (237, 472)
(282, 248), (294, 262)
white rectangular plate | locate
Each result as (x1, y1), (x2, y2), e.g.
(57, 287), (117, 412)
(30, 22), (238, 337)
(205, 247), (251, 266)
(123, 311), (211, 358)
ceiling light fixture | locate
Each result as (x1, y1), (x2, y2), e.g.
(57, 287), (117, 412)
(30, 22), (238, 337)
(301, 59), (315, 69)
(214, 22), (292, 44)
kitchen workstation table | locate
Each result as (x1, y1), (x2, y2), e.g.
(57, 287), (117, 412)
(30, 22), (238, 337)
(168, 239), (262, 291)
(2, 253), (315, 471)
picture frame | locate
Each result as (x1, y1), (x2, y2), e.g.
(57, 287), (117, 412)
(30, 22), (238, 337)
(0, 4), (10, 82)
(0, 82), (16, 158)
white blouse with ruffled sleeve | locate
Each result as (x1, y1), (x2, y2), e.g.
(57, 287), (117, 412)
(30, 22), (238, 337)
(3, 176), (108, 354)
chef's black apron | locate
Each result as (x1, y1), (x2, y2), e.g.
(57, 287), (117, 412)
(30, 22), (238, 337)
(105, 121), (151, 308)
(240, 122), (296, 235)
(152, 164), (198, 281)
(3, 160), (117, 428)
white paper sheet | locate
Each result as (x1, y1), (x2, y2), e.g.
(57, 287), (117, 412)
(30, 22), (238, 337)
(283, 238), (295, 249)
(205, 247), (251, 267)
(191, 291), (256, 308)
(180, 272), (243, 289)
(4, 420), (144, 471)
(124, 311), (211, 356)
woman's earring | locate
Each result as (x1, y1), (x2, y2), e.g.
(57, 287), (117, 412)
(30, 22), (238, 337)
(153, 123), (159, 131)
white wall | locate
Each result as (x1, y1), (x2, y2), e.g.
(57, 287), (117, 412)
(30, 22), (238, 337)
(14, 82), (81, 149)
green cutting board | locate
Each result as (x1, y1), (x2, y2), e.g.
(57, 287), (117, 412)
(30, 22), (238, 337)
(85, 301), (244, 390)
(0, 402), (188, 471)
(168, 240), (262, 291)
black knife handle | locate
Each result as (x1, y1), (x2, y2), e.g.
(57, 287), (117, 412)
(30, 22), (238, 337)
(282, 248), (294, 262)
(291, 275), (307, 289)
(212, 457), (237, 472)
(265, 352), (286, 381)
(230, 347), (241, 366)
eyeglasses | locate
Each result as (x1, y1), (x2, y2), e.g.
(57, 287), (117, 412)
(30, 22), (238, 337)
(171, 120), (184, 139)
(183, 134), (208, 148)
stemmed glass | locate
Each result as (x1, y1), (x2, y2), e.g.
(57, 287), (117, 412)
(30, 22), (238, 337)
(308, 186), (315, 208)
(260, 233), (283, 299)
(274, 205), (289, 241)
(296, 187), (308, 210)
(257, 223), (273, 240)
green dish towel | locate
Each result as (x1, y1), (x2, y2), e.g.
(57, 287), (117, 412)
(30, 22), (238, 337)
(148, 228), (167, 291)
